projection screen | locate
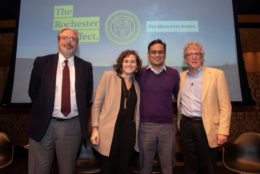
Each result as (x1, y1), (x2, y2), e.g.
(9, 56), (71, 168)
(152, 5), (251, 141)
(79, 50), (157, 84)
(11, 0), (242, 103)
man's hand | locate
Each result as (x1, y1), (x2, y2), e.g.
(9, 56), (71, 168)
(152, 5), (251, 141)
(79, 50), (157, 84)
(217, 134), (227, 145)
(90, 127), (99, 146)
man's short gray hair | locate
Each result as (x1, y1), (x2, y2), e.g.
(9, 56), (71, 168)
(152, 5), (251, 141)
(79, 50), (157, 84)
(57, 27), (79, 43)
(183, 41), (205, 59)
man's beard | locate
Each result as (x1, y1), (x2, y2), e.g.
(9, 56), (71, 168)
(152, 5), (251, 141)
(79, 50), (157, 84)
(60, 45), (77, 57)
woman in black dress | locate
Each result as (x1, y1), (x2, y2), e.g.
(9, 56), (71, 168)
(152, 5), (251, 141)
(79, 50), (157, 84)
(91, 50), (142, 174)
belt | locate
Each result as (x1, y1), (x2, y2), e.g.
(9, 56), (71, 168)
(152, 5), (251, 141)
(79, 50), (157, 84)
(182, 115), (202, 122)
(52, 116), (78, 121)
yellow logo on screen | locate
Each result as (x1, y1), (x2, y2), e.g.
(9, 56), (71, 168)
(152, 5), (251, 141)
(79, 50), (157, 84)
(105, 10), (141, 45)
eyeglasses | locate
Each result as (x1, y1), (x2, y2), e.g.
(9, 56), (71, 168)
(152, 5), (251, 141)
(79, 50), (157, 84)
(61, 36), (77, 42)
(149, 50), (165, 55)
(185, 52), (201, 57)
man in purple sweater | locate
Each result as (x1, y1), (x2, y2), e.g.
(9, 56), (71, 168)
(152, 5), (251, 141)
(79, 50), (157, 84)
(137, 39), (180, 174)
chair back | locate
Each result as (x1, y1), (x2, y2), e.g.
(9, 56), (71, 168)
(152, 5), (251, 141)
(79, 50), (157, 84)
(0, 132), (14, 168)
(223, 132), (260, 174)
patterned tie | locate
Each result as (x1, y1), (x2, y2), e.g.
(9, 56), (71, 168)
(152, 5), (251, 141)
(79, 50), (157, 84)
(61, 60), (71, 116)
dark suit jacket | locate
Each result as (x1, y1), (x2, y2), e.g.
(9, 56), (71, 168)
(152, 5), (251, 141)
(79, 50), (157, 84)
(28, 53), (93, 141)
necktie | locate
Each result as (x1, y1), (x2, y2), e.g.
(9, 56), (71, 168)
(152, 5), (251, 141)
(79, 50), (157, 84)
(61, 60), (71, 116)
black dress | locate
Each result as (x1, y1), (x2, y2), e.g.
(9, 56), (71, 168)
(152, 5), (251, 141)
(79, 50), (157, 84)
(99, 78), (137, 174)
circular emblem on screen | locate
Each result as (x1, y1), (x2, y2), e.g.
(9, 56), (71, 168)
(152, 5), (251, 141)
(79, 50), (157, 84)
(105, 10), (141, 45)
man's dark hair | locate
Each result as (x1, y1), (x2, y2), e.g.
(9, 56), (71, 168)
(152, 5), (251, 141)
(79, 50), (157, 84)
(148, 39), (166, 52)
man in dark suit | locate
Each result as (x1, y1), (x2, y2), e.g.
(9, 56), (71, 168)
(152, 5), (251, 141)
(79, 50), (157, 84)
(28, 27), (93, 174)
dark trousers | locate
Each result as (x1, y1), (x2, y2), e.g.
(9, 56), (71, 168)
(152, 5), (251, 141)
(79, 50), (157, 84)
(180, 116), (218, 174)
(138, 122), (176, 174)
(98, 120), (136, 174)
(29, 117), (81, 174)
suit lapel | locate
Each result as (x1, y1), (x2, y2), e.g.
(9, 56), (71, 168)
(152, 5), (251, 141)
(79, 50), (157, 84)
(74, 57), (82, 95)
(177, 71), (187, 107)
(179, 72), (187, 95)
(47, 54), (59, 107)
(201, 66), (211, 104)
(50, 54), (59, 85)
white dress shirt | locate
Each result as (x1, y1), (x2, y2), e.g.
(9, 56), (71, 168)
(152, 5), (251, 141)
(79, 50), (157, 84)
(52, 53), (78, 119)
(147, 65), (166, 74)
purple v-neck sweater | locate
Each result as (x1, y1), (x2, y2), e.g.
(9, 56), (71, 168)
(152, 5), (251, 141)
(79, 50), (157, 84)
(137, 67), (180, 123)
